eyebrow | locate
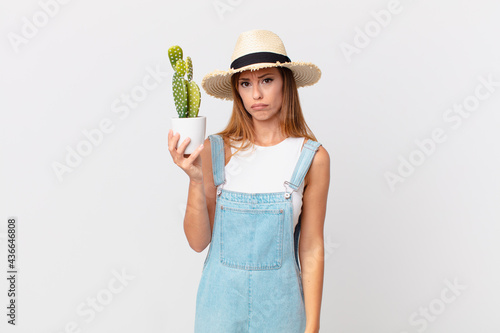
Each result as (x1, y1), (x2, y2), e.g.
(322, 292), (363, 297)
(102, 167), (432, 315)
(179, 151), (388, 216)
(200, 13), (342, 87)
(239, 73), (275, 81)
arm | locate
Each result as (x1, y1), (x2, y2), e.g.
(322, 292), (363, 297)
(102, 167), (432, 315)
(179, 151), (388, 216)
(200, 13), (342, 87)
(168, 131), (216, 253)
(183, 137), (218, 252)
(299, 146), (330, 333)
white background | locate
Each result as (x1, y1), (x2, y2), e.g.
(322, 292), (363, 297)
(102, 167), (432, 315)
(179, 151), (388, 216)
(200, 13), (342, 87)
(1, 0), (499, 332)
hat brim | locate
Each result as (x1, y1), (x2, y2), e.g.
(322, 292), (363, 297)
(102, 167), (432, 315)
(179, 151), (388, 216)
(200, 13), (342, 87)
(201, 61), (321, 101)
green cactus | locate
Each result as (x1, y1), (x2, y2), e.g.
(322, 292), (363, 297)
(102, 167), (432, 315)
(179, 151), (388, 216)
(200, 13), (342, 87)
(187, 81), (201, 117)
(175, 59), (187, 77)
(168, 45), (201, 118)
(172, 72), (187, 117)
(186, 56), (193, 82)
(168, 46), (183, 70)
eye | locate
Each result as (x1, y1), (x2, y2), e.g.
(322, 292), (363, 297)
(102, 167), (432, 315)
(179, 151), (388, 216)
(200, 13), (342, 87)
(240, 81), (250, 87)
(263, 78), (273, 84)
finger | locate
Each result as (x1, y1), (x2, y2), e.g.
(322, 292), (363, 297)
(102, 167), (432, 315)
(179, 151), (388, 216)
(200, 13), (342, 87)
(167, 129), (172, 148)
(177, 136), (191, 154)
(185, 143), (204, 161)
(168, 131), (180, 152)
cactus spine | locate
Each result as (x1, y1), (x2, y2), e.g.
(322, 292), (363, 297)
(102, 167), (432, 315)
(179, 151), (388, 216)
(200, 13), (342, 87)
(168, 46), (201, 118)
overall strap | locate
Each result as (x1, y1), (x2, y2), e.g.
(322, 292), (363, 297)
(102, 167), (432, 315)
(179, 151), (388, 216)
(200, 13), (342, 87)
(208, 134), (226, 187)
(291, 139), (321, 271)
(284, 139), (322, 195)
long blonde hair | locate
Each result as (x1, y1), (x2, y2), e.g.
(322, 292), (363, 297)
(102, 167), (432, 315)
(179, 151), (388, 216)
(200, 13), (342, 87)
(214, 67), (318, 159)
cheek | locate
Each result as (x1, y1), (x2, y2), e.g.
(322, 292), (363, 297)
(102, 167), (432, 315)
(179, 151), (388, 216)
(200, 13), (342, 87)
(238, 89), (251, 107)
(273, 86), (283, 103)
(237, 87), (245, 99)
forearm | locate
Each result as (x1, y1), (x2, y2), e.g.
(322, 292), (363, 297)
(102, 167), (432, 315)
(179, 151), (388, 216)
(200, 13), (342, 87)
(183, 179), (211, 252)
(300, 241), (324, 332)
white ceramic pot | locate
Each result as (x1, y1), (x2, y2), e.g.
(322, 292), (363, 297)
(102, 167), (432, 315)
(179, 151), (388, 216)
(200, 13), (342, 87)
(170, 116), (206, 154)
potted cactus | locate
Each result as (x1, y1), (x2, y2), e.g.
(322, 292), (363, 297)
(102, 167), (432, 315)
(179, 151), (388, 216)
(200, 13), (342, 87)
(169, 45), (206, 154)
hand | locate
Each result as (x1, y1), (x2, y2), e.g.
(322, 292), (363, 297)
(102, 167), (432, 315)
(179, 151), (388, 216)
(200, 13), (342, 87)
(168, 129), (204, 183)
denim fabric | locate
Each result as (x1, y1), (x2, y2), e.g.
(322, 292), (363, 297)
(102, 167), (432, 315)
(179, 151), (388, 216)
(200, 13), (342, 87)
(194, 134), (321, 333)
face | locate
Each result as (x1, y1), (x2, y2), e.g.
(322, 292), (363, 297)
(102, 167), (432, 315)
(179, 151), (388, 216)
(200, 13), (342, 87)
(237, 67), (283, 122)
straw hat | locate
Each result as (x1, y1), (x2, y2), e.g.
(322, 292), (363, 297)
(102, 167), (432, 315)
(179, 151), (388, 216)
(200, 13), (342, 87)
(201, 29), (321, 101)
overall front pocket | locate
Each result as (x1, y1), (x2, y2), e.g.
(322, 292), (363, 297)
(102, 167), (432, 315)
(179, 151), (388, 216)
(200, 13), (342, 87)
(219, 205), (284, 270)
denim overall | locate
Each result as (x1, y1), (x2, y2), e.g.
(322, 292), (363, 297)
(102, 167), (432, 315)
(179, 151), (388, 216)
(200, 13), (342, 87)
(194, 134), (322, 333)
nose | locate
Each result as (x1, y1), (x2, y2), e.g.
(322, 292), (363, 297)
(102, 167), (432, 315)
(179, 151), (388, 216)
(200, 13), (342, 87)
(252, 82), (263, 100)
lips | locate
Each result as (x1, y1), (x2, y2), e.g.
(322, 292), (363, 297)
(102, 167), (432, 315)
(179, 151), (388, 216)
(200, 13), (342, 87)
(251, 103), (268, 110)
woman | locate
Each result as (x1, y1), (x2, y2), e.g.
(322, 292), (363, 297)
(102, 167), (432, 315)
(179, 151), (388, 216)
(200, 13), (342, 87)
(168, 29), (330, 333)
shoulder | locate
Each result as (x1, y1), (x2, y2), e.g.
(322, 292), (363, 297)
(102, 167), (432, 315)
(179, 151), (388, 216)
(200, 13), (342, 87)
(309, 145), (330, 174)
(304, 144), (330, 188)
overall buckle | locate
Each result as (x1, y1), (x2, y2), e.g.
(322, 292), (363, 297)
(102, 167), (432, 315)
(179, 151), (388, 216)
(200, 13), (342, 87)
(217, 180), (226, 196)
(283, 180), (296, 199)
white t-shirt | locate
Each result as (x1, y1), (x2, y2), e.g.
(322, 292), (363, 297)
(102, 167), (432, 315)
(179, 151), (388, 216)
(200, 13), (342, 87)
(223, 137), (306, 230)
